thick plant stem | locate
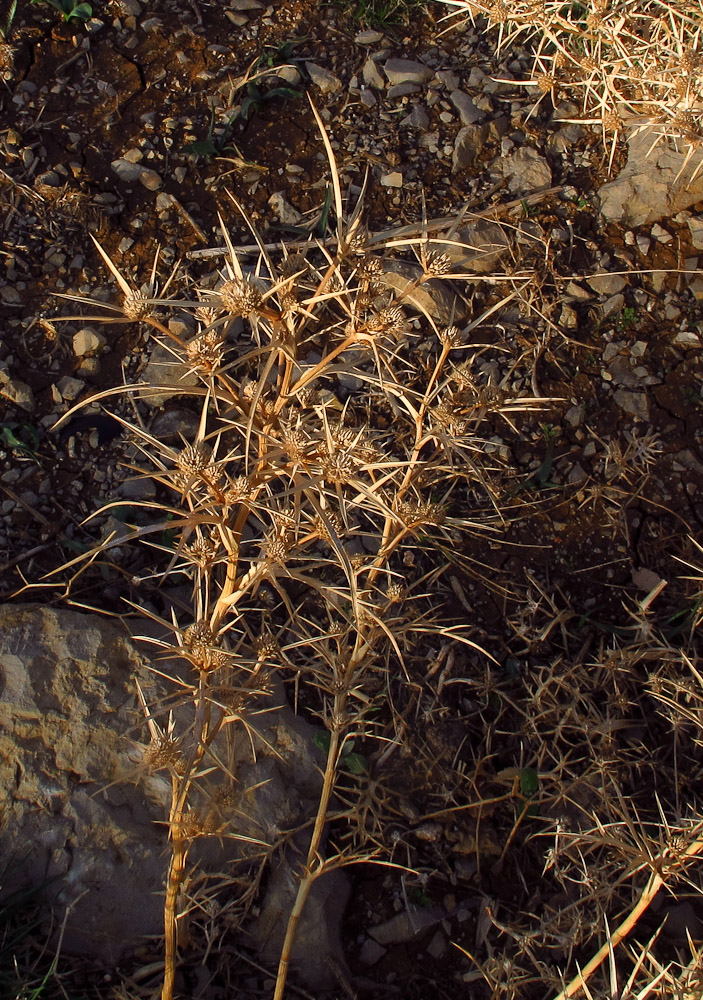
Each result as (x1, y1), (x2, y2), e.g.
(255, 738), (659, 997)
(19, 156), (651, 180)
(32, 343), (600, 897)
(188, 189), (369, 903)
(161, 675), (211, 1000)
(273, 728), (341, 1000)
(162, 794), (188, 1000)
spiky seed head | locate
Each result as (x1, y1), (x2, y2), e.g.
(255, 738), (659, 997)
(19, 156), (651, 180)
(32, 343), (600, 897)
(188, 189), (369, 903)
(673, 77), (690, 99)
(438, 325), (463, 347)
(255, 632), (280, 659)
(141, 733), (183, 772)
(321, 450), (355, 484)
(279, 290), (299, 314)
(123, 288), (154, 322)
(368, 305), (405, 336)
(386, 581), (404, 603)
(328, 270), (345, 292)
(183, 620), (217, 650)
(177, 443), (211, 476)
(241, 379), (257, 401)
(346, 226), (369, 254)
(295, 386), (318, 408)
(330, 423), (358, 448)
(681, 50), (699, 75)
(264, 530), (290, 564)
(258, 397), (275, 420)
(452, 364), (477, 389)
(280, 253), (307, 278)
(207, 649), (229, 671)
(327, 710), (348, 732)
(313, 509), (344, 541)
(185, 330), (226, 369)
(536, 72), (557, 93)
(585, 11), (603, 28)
(393, 498), (445, 527)
(282, 424), (308, 462)
(195, 304), (219, 327)
(0, 43), (15, 79)
(358, 255), (384, 279)
(602, 109), (622, 132)
(425, 250), (452, 276)
(487, 0), (510, 22)
(187, 534), (219, 567)
(672, 110), (703, 142)
(219, 276), (264, 316)
(225, 476), (254, 505)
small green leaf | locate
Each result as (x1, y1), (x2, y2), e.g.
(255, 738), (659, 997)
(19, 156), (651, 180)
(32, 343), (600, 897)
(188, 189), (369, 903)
(67, 2), (92, 19)
(181, 139), (218, 161)
(313, 731), (331, 754)
(520, 767), (539, 798)
(342, 751), (367, 775)
(0, 426), (24, 449)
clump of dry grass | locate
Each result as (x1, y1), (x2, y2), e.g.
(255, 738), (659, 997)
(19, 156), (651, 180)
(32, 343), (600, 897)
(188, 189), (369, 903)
(51, 108), (548, 999)
(440, 0), (703, 171)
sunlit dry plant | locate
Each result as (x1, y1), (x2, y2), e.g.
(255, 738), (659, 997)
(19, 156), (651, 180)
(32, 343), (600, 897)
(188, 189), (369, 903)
(48, 104), (555, 1000)
(439, 0), (703, 171)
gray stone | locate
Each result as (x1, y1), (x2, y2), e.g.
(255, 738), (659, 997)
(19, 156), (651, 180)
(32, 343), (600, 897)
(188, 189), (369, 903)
(276, 65), (301, 86)
(452, 123), (489, 173)
(305, 62), (342, 94)
(73, 327), (106, 357)
(383, 58), (433, 86)
(359, 937), (387, 965)
(268, 191), (302, 225)
(0, 369), (35, 412)
(369, 907), (443, 945)
(400, 105), (430, 131)
(613, 389), (649, 420)
(687, 217), (703, 250)
(111, 158), (162, 190)
(496, 146), (552, 195)
(56, 376), (85, 401)
(354, 29), (384, 44)
(0, 606), (165, 962)
(116, 0), (141, 14)
(379, 260), (465, 324)
(435, 219), (512, 273)
(427, 928), (448, 960)
(380, 171), (403, 188)
(587, 273), (628, 296)
(436, 70), (460, 91)
(362, 58), (385, 90)
(150, 408), (200, 442)
(598, 127), (703, 226)
(450, 89), (483, 125)
(387, 82), (420, 99)
(140, 340), (200, 406)
(0, 605), (352, 984)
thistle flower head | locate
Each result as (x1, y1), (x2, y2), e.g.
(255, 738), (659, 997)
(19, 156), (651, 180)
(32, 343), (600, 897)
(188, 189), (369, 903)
(425, 250), (452, 276)
(176, 443), (211, 476)
(123, 288), (154, 322)
(219, 276), (264, 317)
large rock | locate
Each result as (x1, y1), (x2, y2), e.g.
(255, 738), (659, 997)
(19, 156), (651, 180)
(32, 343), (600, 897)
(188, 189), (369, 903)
(495, 147), (552, 196)
(434, 218), (512, 274)
(0, 605), (349, 986)
(598, 127), (703, 226)
(0, 605), (165, 962)
(379, 260), (466, 323)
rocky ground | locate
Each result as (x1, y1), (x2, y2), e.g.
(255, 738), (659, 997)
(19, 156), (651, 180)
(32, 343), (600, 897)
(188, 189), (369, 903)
(1, 1), (703, 998)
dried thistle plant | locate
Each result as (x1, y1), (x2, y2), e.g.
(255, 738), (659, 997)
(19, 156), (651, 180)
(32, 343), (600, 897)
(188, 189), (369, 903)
(439, 0), (703, 172)
(50, 108), (551, 999)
